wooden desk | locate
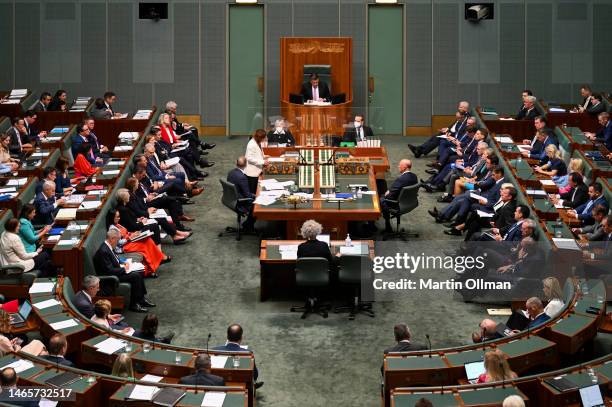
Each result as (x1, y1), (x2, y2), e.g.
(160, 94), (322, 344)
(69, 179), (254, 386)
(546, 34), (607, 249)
(280, 101), (353, 145)
(253, 169), (380, 239)
(0, 176), (34, 216)
(541, 102), (600, 133)
(34, 98), (94, 131)
(259, 239), (374, 301)
(477, 108), (536, 140)
(93, 108), (156, 149)
(17, 148), (60, 178)
(109, 385), (248, 407)
(0, 90), (35, 117)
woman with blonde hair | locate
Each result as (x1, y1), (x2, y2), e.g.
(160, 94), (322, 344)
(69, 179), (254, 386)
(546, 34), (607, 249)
(542, 277), (564, 317)
(477, 349), (517, 383)
(557, 158), (584, 193)
(111, 353), (135, 378)
(535, 144), (567, 178)
(0, 310), (47, 356)
(0, 133), (20, 172)
(91, 299), (131, 333)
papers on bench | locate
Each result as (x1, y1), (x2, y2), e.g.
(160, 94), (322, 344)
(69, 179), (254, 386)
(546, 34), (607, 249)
(128, 385), (159, 401)
(10, 89), (27, 97)
(140, 374), (164, 383)
(469, 192), (487, 203)
(487, 308), (513, 316)
(549, 107), (566, 112)
(57, 238), (80, 246)
(526, 189), (547, 196)
(106, 159), (125, 166)
(49, 318), (78, 331)
(133, 109), (153, 119)
(102, 169), (120, 175)
(163, 157), (180, 167)
(495, 136), (514, 144)
(260, 179), (294, 190)
(64, 194), (86, 205)
(79, 200), (101, 210)
(29, 282), (55, 294)
(210, 355), (228, 369)
(31, 151), (49, 158)
(66, 223), (88, 231)
(279, 245), (298, 260)
(540, 179), (556, 186)
(118, 132), (139, 141)
(55, 208), (77, 220)
(552, 238), (581, 251)
(476, 210), (494, 218)
(254, 195), (277, 206)
(46, 235), (61, 242)
(87, 189), (107, 196)
(7, 178), (27, 186)
(499, 117), (515, 121)
(339, 245), (365, 255)
(1, 359), (34, 374)
(33, 298), (61, 310)
(114, 145), (133, 152)
(517, 144), (531, 152)
(0, 187), (17, 193)
(94, 337), (126, 355)
(202, 392), (226, 407)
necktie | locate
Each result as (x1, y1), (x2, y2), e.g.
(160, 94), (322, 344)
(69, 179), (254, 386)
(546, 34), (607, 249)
(313, 86), (319, 101)
(359, 128), (364, 140)
(15, 129), (22, 150)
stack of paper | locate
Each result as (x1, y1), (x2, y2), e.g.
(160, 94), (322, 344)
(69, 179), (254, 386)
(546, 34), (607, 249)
(128, 385), (159, 401)
(29, 282), (55, 294)
(494, 136), (514, 144)
(9, 89), (27, 98)
(31, 152), (49, 158)
(254, 195), (277, 206)
(140, 374), (163, 383)
(87, 189), (107, 196)
(279, 244), (298, 260)
(210, 355), (228, 369)
(106, 159), (125, 166)
(94, 337), (126, 355)
(552, 238), (580, 251)
(118, 132), (139, 141)
(49, 319), (78, 331)
(102, 169), (120, 175)
(79, 201), (101, 210)
(55, 208), (77, 220)
(163, 157), (180, 167)
(202, 392), (226, 407)
(7, 178), (27, 186)
(540, 179), (556, 186)
(64, 194), (86, 205)
(133, 110), (153, 119)
(114, 145), (133, 152)
(33, 298), (61, 310)
(150, 209), (169, 219)
(1, 359), (34, 374)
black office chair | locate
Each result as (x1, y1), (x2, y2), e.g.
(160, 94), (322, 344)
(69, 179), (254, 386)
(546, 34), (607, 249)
(382, 184), (420, 241)
(290, 257), (331, 319)
(218, 179), (254, 241)
(334, 255), (375, 320)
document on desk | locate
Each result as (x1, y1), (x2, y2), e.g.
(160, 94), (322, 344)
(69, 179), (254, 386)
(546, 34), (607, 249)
(29, 282), (55, 294)
(87, 189), (107, 196)
(128, 385), (159, 401)
(552, 238), (580, 251)
(499, 117), (515, 121)
(517, 145), (531, 152)
(140, 374), (163, 383)
(262, 183), (286, 191)
(268, 157), (285, 162)
(476, 210), (494, 218)
(102, 169), (120, 175)
(55, 208), (77, 220)
(495, 136), (514, 144)
(339, 245), (365, 255)
(94, 337), (126, 355)
(106, 159), (125, 166)
(46, 235), (61, 242)
(210, 355), (228, 369)
(49, 319), (78, 331)
(280, 250), (298, 260)
(526, 189), (546, 196)
(202, 392), (226, 407)
(1, 359), (34, 374)
(33, 298), (61, 310)
(7, 178), (27, 186)
(79, 200), (101, 210)
(163, 157), (180, 167)
(259, 190), (286, 198)
(0, 187), (17, 193)
(540, 179), (556, 186)
(469, 193), (487, 203)
(254, 195), (277, 206)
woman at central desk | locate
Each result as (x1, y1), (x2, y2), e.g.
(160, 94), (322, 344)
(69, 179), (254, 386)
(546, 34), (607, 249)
(266, 119), (295, 146)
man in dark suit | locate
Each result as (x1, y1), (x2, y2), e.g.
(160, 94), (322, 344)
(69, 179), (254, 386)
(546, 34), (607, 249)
(1, 367), (39, 407)
(381, 159), (418, 232)
(526, 297), (550, 328)
(577, 85), (593, 111)
(84, 118), (110, 160)
(33, 181), (65, 225)
(93, 229), (154, 312)
(586, 93), (605, 116)
(342, 114), (374, 144)
(520, 116), (554, 152)
(23, 110), (46, 144)
(300, 73), (331, 102)
(553, 173), (589, 209)
(73, 276), (100, 318)
(585, 112), (612, 151)
(227, 156), (256, 231)
(7, 117), (31, 155)
(516, 89), (533, 118)
(573, 205), (608, 241)
(381, 323), (426, 373)
(179, 354), (225, 386)
(568, 182), (608, 226)
(463, 185), (517, 240)
(525, 129), (557, 161)
(213, 324), (262, 387)
(516, 95), (538, 120)
(72, 123), (102, 165)
(41, 333), (74, 367)
(32, 92), (51, 112)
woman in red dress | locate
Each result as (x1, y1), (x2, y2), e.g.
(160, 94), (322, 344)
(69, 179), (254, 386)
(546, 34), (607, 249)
(106, 209), (168, 278)
(73, 143), (97, 178)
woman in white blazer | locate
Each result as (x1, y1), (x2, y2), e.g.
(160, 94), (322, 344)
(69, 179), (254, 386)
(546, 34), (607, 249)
(0, 218), (56, 276)
(244, 129), (269, 194)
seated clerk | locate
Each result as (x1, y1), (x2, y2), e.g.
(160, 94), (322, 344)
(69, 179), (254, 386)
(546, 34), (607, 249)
(179, 354), (224, 386)
(567, 182), (608, 227)
(462, 185), (517, 241)
(534, 145), (567, 179)
(33, 181), (66, 225)
(227, 156), (256, 232)
(123, 178), (190, 245)
(297, 220), (336, 265)
(444, 166), (505, 236)
(380, 159), (418, 233)
(342, 114), (374, 144)
(73, 143), (98, 178)
(213, 324), (262, 387)
(408, 101), (470, 158)
(41, 333), (74, 367)
(520, 116), (553, 151)
(524, 129), (556, 161)
(71, 123), (103, 166)
(93, 229), (154, 313)
(585, 111), (612, 151)
(550, 172), (589, 209)
(300, 73), (331, 102)
(126, 174), (193, 234)
(267, 119), (296, 146)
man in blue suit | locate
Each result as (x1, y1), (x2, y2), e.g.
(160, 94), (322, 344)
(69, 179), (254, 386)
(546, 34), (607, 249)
(526, 129), (557, 161)
(227, 156), (256, 231)
(569, 182), (608, 226)
(213, 324), (263, 389)
(33, 181), (65, 225)
(585, 112), (612, 151)
(381, 159), (418, 232)
(40, 333), (75, 367)
(526, 297), (550, 328)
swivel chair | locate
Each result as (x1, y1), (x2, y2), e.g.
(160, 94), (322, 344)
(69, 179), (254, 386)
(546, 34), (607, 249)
(382, 184), (420, 241)
(334, 255), (375, 320)
(218, 179), (254, 241)
(290, 257), (331, 319)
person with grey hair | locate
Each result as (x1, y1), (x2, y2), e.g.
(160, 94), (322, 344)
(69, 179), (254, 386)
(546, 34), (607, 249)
(267, 119), (295, 145)
(297, 220), (334, 265)
(73, 276), (100, 318)
(525, 296), (550, 328)
(502, 395), (525, 407)
(179, 353), (225, 386)
(33, 180), (66, 225)
(585, 111), (612, 150)
(516, 95), (537, 120)
(165, 100), (215, 151)
(93, 229), (153, 312)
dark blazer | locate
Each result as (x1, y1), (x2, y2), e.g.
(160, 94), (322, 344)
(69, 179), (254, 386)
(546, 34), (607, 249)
(93, 242), (125, 277)
(502, 221), (524, 242)
(41, 355), (74, 367)
(32, 100), (47, 112)
(128, 193), (149, 218)
(297, 239), (333, 265)
(595, 120), (612, 150)
(386, 172), (418, 201)
(481, 179), (505, 208)
(383, 341), (427, 353)
(560, 183), (589, 209)
(73, 290), (95, 318)
(516, 107), (537, 120)
(179, 372), (225, 386)
(33, 192), (58, 225)
(227, 168), (255, 200)
(117, 204), (142, 232)
(300, 81), (331, 101)
(528, 313), (551, 328)
(342, 125), (374, 144)
(213, 342), (258, 380)
(492, 200), (517, 231)
(576, 196), (608, 225)
(146, 158), (166, 182)
(71, 134), (87, 159)
(7, 127), (24, 154)
(587, 102), (605, 116)
(266, 130), (296, 146)
(91, 107), (112, 119)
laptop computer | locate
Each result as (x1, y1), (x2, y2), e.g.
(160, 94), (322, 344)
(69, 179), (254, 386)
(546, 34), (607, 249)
(9, 300), (32, 328)
(579, 384), (604, 407)
(464, 360), (485, 384)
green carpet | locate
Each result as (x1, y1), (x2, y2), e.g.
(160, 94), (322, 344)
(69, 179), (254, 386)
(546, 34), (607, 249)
(122, 135), (490, 407)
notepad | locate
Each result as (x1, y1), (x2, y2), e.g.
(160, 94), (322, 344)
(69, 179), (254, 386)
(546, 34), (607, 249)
(79, 201), (101, 210)
(94, 337), (126, 355)
(6, 178), (27, 186)
(46, 235), (61, 242)
(201, 392), (226, 407)
(476, 210), (494, 218)
(128, 385), (159, 401)
(29, 282), (55, 294)
(49, 319), (78, 330)
(55, 208), (77, 220)
(495, 136), (514, 144)
(163, 157), (180, 167)
(469, 192), (487, 203)
(210, 355), (228, 369)
(140, 374), (164, 383)
(1, 359), (34, 374)
(540, 179), (556, 186)
(102, 169), (120, 175)
(33, 298), (61, 310)
(552, 238), (580, 251)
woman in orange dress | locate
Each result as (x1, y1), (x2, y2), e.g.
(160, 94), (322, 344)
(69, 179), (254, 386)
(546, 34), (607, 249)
(106, 209), (167, 278)
(73, 143), (97, 178)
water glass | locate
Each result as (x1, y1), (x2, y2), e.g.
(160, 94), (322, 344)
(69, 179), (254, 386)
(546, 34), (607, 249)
(232, 356), (240, 368)
(587, 368), (598, 384)
(143, 342), (151, 353)
(356, 188), (363, 199)
(555, 230), (562, 238)
(124, 341), (132, 352)
(86, 375), (95, 383)
(175, 351), (181, 364)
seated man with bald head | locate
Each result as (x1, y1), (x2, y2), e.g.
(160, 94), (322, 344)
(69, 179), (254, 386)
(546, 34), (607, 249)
(381, 159), (417, 232)
(472, 318), (503, 343)
(227, 156), (256, 231)
(179, 353), (224, 386)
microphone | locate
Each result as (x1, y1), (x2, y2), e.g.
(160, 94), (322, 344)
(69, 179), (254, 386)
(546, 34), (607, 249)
(206, 333), (211, 355)
(425, 334), (432, 358)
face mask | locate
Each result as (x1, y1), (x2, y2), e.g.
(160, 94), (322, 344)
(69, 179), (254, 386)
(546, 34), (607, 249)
(354, 122), (362, 128)
(275, 127), (283, 133)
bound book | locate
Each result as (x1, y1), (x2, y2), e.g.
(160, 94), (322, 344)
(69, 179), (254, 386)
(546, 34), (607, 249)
(152, 388), (186, 407)
(544, 376), (578, 392)
(45, 371), (81, 387)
